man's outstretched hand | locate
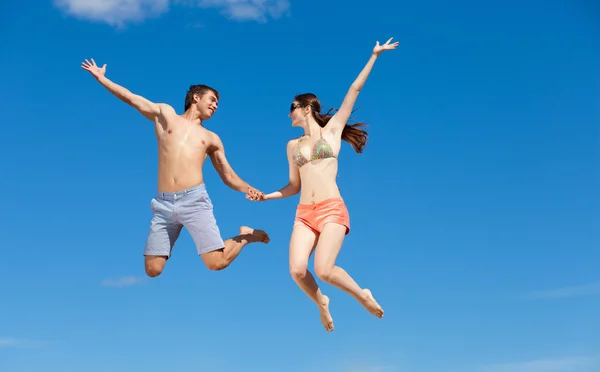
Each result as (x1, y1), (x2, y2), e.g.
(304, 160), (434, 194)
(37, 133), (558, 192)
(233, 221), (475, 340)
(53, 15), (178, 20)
(81, 58), (106, 79)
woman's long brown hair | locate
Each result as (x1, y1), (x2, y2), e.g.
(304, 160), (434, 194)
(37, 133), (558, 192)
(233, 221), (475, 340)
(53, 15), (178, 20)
(293, 93), (368, 153)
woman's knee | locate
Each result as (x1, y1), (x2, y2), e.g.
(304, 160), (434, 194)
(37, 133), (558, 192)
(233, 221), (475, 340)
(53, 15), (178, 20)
(289, 262), (308, 282)
(314, 263), (334, 283)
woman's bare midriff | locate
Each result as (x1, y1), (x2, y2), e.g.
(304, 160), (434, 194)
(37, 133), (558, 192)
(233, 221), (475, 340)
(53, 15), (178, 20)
(298, 158), (342, 204)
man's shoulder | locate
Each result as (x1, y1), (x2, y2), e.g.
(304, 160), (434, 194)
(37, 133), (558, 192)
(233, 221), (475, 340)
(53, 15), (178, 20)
(205, 128), (219, 140)
(156, 103), (177, 114)
(204, 129), (222, 150)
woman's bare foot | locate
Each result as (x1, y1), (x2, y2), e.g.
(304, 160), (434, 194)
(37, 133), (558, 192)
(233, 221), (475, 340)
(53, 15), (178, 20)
(359, 289), (384, 318)
(240, 226), (270, 243)
(319, 295), (334, 332)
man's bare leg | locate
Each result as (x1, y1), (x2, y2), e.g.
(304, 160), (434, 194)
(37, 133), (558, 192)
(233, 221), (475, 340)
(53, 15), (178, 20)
(200, 226), (269, 270)
(145, 255), (168, 277)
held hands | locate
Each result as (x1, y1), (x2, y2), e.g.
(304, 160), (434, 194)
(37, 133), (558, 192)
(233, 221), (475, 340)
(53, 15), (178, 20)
(246, 186), (266, 202)
(372, 37), (399, 56)
(81, 58), (106, 79)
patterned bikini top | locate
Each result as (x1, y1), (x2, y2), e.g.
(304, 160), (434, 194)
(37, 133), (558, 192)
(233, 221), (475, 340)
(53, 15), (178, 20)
(292, 128), (337, 168)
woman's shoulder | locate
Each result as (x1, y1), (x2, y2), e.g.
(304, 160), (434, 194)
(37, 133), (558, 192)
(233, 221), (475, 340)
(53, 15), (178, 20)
(288, 136), (304, 144)
(286, 136), (304, 152)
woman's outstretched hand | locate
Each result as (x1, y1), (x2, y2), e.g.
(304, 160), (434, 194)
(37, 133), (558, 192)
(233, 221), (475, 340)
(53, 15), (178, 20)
(372, 37), (399, 56)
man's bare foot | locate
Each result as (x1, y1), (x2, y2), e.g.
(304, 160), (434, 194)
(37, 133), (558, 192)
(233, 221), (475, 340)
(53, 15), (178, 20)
(240, 226), (270, 243)
(359, 289), (384, 318)
(319, 295), (334, 332)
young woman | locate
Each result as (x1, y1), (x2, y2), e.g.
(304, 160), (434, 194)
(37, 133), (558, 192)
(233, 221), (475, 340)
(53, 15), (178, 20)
(250, 38), (398, 331)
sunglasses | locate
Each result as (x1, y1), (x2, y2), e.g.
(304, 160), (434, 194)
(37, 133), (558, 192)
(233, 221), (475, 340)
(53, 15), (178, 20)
(290, 103), (302, 113)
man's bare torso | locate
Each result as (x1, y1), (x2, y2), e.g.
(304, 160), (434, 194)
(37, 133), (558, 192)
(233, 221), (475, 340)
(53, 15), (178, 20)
(153, 104), (215, 192)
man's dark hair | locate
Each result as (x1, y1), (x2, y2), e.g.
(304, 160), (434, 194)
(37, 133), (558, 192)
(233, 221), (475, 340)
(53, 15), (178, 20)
(184, 84), (219, 111)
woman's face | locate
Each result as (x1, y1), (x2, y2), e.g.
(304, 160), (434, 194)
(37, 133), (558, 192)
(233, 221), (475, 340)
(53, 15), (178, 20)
(289, 102), (306, 127)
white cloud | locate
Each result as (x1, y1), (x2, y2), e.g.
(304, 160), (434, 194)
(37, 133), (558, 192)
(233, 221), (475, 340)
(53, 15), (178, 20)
(479, 355), (600, 372)
(525, 281), (600, 300)
(54, 0), (290, 26)
(100, 276), (145, 287)
(0, 337), (44, 348)
(0, 338), (20, 347)
(192, 0), (291, 22)
(54, 0), (170, 27)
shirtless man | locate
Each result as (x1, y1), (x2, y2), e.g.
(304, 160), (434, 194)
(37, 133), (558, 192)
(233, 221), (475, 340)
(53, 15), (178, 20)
(81, 58), (269, 277)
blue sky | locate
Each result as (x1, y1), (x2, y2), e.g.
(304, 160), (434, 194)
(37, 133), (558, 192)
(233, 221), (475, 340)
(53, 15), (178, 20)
(1, 0), (599, 371)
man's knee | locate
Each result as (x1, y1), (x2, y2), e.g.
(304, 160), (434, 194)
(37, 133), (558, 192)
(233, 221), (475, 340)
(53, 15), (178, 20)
(201, 251), (229, 271)
(145, 256), (167, 277)
(146, 267), (162, 277)
(205, 259), (228, 271)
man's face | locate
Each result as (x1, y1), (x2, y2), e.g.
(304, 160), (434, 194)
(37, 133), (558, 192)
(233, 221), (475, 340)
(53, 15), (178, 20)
(197, 91), (219, 119)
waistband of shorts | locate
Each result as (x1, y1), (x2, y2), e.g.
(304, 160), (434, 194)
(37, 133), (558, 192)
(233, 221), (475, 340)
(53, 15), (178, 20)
(156, 183), (206, 200)
(297, 197), (345, 210)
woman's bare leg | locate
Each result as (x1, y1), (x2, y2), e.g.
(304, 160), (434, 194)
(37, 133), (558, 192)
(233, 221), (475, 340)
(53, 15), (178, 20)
(289, 224), (334, 331)
(314, 223), (384, 318)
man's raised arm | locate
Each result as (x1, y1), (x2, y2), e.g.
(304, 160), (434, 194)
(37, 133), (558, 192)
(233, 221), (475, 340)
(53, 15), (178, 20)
(81, 58), (163, 121)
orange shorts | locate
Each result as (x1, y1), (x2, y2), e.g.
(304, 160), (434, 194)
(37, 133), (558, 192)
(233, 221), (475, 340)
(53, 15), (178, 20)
(294, 197), (350, 235)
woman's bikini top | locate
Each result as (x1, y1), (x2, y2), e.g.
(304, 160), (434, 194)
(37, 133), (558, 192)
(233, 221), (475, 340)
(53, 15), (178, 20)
(292, 129), (337, 168)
